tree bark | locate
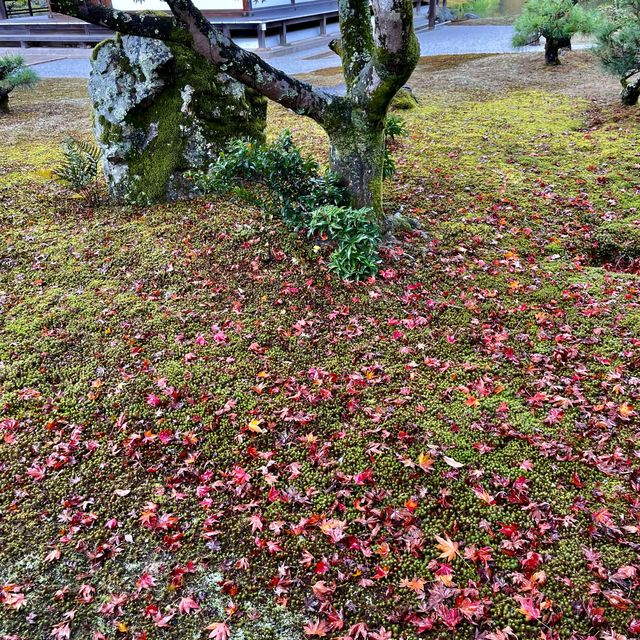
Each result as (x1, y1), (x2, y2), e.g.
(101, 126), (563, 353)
(544, 37), (561, 65)
(0, 89), (9, 113)
(327, 110), (386, 217)
(428, 0), (437, 29)
(621, 78), (640, 106)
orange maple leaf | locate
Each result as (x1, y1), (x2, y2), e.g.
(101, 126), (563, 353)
(435, 534), (460, 562)
(304, 619), (328, 637)
(400, 576), (426, 594)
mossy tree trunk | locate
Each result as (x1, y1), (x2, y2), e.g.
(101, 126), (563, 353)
(327, 112), (386, 218)
(51, 0), (420, 223)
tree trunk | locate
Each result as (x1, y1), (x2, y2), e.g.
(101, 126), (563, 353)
(621, 79), (640, 106)
(0, 89), (9, 113)
(544, 37), (561, 65)
(428, 0), (436, 28)
(327, 111), (386, 221)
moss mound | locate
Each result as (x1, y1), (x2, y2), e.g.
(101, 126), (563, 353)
(593, 216), (640, 262)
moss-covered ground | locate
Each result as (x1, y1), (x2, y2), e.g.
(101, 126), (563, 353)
(0, 53), (639, 640)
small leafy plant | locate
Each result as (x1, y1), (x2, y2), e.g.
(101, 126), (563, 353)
(384, 115), (408, 178)
(308, 205), (381, 280)
(192, 132), (348, 229)
(0, 54), (38, 113)
(385, 114), (408, 140)
(53, 138), (103, 205)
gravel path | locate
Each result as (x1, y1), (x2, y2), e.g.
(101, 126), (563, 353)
(4, 24), (593, 79)
(4, 24), (527, 78)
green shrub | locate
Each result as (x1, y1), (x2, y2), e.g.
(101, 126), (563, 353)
(385, 114), (408, 140)
(595, 0), (640, 105)
(193, 133), (389, 279)
(191, 131), (348, 229)
(0, 54), (38, 113)
(53, 138), (103, 206)
(308, 205), (381, 280)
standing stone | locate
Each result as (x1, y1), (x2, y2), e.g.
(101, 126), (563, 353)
(89, 34), (267, 204)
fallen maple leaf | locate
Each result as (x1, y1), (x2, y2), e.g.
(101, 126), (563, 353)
(435, 534), (460, 562)
(178, 596), (199, 615)
(304, 618), (328, 636)
(400, 575), (426, 594)
(515, 595), (540, 621)
(443, 455), (464, 468)
(418, 452), (434, 472)
(206, 622), (230, 640)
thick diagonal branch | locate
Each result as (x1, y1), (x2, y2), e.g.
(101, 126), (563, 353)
(50, 0), (333, 123)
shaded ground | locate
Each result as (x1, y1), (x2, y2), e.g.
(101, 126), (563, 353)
(1, 53), (639, 640)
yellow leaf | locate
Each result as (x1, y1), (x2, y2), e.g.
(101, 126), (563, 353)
(619, 402), (635, 419)
(247, 419), (264, 434)
(418, 452), (434, 472)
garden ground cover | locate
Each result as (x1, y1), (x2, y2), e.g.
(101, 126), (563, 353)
(0, 52), (639, 640)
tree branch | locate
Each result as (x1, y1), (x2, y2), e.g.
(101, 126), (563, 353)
(50, 1), (182, 40)
(50, 0), (333, 124)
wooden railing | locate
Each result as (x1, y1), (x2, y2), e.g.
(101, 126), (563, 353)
(5, 0), (49, 18)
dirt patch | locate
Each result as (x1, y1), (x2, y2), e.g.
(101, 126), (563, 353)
(297, 52), (622, 105)
(0, 78), (90, 148)
(409, 51), (621, 104)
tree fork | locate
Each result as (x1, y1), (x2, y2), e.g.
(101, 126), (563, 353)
(51, 0), (420, 221)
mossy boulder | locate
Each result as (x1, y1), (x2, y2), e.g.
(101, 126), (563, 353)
(390, 86), (418, 111)
(593, 217), (640, 262)
(89, 35), (267, 204)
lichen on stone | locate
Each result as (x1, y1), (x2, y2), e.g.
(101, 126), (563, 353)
(89, 35), (267, 204)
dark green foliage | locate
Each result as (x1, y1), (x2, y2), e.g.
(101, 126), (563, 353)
(383, 114), (408, 179)
(595, 0), (640, 104)
(192, 131), (348, 229)
(192, 133), (382, 279)
(53, 138), (101, 192)
(512, 0), (596, 63)
(308, 205), (381, 279)
(385, 114), (408, 141)
(0, 54), (38, 112)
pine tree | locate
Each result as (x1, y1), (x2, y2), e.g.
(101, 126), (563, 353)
(513, 0), (596, 64)
(595, 0), (640, 105)
(0, 54), (39, 113)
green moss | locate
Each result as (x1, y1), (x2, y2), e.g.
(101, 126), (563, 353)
(3, 60), (640, 639)
(390, 87), (418, 110)
(593, 216), (640, 261)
